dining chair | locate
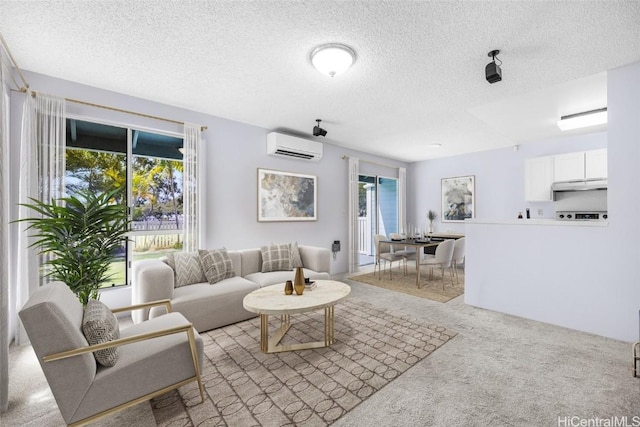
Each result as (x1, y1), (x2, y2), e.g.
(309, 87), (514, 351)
(374, 234), (404, 280)
(389, 232), (417, 274)
(451, 237), (466, 286)
(419, 239), (455, 289)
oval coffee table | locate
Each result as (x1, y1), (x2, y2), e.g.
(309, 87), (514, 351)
(243, 280), (351, 353)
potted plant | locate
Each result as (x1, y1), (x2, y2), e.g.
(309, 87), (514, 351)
(427, 210), (437, 234)
(17, 189), (130, 305)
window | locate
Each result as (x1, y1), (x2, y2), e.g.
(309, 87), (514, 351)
(65, 119), (184, 287)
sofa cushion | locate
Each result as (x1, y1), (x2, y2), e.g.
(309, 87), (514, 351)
(82, 300), (120, 367)
(199, 248), (236, 284)
(289, 241), (303, 268)
(239, 249), (262, 277)
(261, 243), (291, 272)
(165, 252), (207, 288)
(169, 277), (260, 332)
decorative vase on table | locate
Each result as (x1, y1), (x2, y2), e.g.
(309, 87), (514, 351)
(284, 280), (293, 295)
(294, 267), (305, 295)
(427, 209), (437, 235)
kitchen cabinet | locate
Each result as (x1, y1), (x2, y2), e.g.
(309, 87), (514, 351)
(525, 149), (607, 202)
(525, 156), (554, 201)
(585, 149), (607, 179)
(553, 149), (608, 182)
(553, 152), (585, 182)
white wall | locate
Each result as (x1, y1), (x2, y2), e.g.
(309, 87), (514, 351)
(7, 71), (407, 309)
(605, 60), (640, 341)
(407, 132), (607, 233)
(199, 119), (407, 260)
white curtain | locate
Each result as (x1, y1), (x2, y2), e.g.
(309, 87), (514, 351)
(348, 157), (359, 273)
(15, 93), (65, 345)
(398, 167), (407, 233)
(0, 47), (9, 413)
(182, 123), (200, 252)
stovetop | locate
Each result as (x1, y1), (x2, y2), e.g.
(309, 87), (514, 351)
(555, 211), (608, 221)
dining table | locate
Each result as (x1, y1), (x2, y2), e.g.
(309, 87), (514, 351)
(381, 238), (442, 288)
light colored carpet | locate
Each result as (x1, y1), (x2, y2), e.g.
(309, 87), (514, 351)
(151, 298), (455, 426)
(348, 265), (464, 303)
(4, 278), (639, 426)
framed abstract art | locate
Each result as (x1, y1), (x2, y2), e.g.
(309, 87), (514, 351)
(441, 175), (475, 222)
(257, 168), (317, 222)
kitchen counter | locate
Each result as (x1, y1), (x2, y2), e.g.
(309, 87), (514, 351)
(464, 218), (623, 341)
(465, 218), (608, 227)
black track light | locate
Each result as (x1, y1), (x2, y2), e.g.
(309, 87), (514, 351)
(313, 119), (327, 137)
(486, 50), (502, 84)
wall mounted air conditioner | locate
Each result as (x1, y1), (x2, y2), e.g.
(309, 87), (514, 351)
(267, 132), (323, 161)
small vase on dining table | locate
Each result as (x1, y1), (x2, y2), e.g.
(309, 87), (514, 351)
(294, 267), (305, 295)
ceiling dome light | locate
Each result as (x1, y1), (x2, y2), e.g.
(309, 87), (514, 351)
(311, 43), (356, 77)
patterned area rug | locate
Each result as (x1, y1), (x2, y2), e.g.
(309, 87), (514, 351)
(151, 298), (456, 426)
(348, 266), (464, 303)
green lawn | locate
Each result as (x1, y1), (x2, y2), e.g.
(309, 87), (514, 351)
(101, 249), (176, 288)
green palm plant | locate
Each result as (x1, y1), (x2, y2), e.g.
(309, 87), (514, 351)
(17, 189), (130, 305)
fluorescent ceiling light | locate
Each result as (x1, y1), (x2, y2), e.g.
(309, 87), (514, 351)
(557, 108), (607, 131)
(311, 44), (356, 77)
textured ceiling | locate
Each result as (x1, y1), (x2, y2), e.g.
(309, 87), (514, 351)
(1, 1), (640, 162)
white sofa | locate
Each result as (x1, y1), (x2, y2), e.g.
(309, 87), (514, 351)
(131, 245), (330, 332)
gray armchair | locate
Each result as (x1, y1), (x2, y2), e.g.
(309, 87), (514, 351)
(19, 281), (204, 427)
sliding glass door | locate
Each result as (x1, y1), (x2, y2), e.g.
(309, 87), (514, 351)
(377, 177), (399, 237)
(358, 175), (399, 266)
(65, 119), (184, 288)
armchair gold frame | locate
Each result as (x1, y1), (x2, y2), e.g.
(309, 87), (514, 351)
(42, 299), (205, 427)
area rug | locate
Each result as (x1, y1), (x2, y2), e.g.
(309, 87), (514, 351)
(348, 266), (464, 303)
(151, 298), (456, 426)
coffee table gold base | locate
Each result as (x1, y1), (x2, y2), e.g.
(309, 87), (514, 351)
(260, 305), (335, 353)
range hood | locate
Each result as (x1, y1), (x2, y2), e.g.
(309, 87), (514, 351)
(551, 179), (608, 196)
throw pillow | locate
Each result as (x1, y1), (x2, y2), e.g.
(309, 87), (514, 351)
(170, 251), (207, 288)
(199, 248), (236, 284)
(82, 300), (120, 367)
(289, 241), (303, 269)
(261, 243), (292, 272)
(162, 254), (176, 272)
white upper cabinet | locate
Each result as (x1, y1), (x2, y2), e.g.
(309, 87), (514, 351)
(553, 152), (586, 182)
(525, 149), (607, 202)
(585, 149), (608, 179)
(553, 149), (608, 182)
(525, 156), (554, 201)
